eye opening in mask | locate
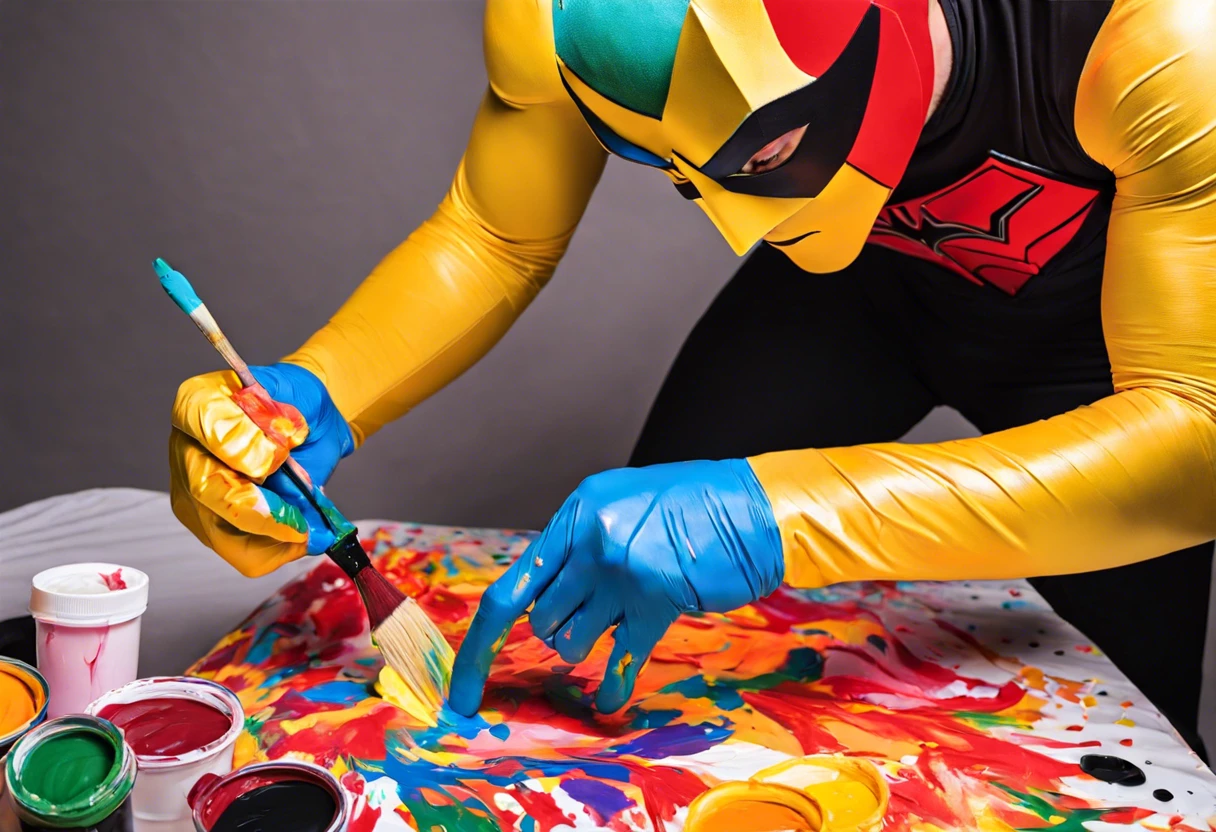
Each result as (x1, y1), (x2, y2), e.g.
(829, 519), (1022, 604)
(680, 3), (880, 200)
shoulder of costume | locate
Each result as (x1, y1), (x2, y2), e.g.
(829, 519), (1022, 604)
(484, 0), (566, 107)
(1075, 0), (1216, 177)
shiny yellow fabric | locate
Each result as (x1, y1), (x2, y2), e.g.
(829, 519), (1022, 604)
(169, 371), (310, 577)
(283, 0), (606, 444)
(750, 0), (1216, 586)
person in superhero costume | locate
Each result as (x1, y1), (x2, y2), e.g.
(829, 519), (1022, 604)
(169, 0), (1216, 755)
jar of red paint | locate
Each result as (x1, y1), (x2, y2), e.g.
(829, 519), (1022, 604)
(87, 677), (244, 828)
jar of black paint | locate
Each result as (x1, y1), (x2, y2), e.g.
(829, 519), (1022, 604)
(188, 760), (348, 832)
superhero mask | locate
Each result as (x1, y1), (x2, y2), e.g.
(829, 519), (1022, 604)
(553, 0), (935, 272)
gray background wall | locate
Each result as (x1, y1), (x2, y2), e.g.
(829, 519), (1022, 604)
(1, 1), (1210, 744)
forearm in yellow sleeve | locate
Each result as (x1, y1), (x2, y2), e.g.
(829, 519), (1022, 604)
(750, 0), (1216, 588)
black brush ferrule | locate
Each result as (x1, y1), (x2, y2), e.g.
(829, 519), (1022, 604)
(327, 532), (372, 577)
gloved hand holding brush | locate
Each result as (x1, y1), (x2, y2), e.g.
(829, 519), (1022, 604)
(170, 362), (355, 577)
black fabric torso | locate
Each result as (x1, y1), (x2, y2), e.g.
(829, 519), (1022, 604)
(866, 0), (1116, 317)
(899, 0), (1113, 199)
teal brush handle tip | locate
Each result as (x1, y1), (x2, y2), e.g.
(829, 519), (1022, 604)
(155, 258), (203, 315)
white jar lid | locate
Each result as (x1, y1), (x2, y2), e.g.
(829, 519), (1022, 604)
(29, 563), (149, 626)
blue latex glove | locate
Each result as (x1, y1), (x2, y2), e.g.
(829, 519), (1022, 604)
(250, 363), (355, 554)
(449, 459), (784, 715)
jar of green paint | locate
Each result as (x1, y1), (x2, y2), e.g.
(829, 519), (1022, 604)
(3, 715), (136, 832)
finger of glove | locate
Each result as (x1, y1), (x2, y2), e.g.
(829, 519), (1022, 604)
(169, 464), (307, 577)
(529, 552), (593, 641)
(551, 594), (618, 665)
(596, 614), (673, 714)
(263, 468), (337, 555)
(171, 430), (309, 545)
(449, 508), (575, 716)
(172, 371), (302, 480)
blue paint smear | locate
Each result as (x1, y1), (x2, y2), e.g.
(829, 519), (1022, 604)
(357, 751), (633, 803)
(300, 681), (369, 705)
(562, 778), (635, 819)
(489, 723), (510, 741)
(521, 818), (536, 832)
(410, 707), (493, 747)
(1002, 600), (1032, 610)
(605, 720), (732, 759)
(155, 258), (204, 314)
(629, 708), (681, 729)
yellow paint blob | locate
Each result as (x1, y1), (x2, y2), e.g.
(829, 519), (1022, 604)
(0, 662), (42, 738)
(377, 666), (439, 727)
(685, 781), (823, 832)
(684, 755), (889, 832)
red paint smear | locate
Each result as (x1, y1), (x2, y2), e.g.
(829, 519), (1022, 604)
(825, 642), (1025, 713)
(744, 686), (1081, 831)
(420, 587), (470, 624)
(609, 759), (705, 832)
(1007, 732), (1100, 750)
(99, 569), (127, 591)
(263, 704), (395, 767)
(342, 771), (382, 832)
(511, 788), (573, 830)
(1102, 807), (1155, 824)
(1120, 738), (1134, 747)
(230, 385), (306, 449)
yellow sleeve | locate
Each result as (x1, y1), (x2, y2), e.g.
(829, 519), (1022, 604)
(283, 0), (606, 444)
(749, 0), (1216, 588)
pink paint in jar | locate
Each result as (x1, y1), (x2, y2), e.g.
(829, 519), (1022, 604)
(29, 563), (149, 719)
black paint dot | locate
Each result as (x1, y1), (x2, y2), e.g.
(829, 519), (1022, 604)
(866, 635), (888, 653)
(1054, 650), (1065, 656)
(1098, 691), (1108, 696)
(1153, 789), (1174, 802)
(970, 595), (979, 600)
(1029, 642), (1040, 648)
(1079, 754), (1146, 787)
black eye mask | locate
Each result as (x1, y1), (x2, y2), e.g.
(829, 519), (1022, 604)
(677, 4), (879, 200)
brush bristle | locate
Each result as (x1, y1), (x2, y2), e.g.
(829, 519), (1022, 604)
(352, 565), (406, 630)
(353, 566), (453, 716)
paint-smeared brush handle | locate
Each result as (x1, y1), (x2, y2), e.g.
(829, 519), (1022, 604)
(156, 258), (330, 508)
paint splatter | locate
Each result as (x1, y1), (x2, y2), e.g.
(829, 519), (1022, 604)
(99, 569), (126, 591)
(188, 523), (1216, 831)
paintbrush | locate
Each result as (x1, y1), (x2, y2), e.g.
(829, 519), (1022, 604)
(155, 257), (453, 723)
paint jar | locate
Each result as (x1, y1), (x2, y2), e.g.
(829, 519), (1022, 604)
(3, 714), (137, 832)
(0, 660), (48, 759)
(188, 761), (349, 832)
(86, 677), (244, 829)
(0, 661), (49, 832)
(30, 563), (149, 718)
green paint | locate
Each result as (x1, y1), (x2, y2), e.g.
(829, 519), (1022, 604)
(553, 0), (691, 118)
(955, 710), (1028, 730)
(22, 733), (113, 803)
(993, 784), (1106, 832)
(404, 795), (501, 832)
(258, 486), (309, 535)
(311, 488), (357, 538)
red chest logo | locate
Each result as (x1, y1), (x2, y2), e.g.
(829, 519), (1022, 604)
(868, 153), (1103, 295)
